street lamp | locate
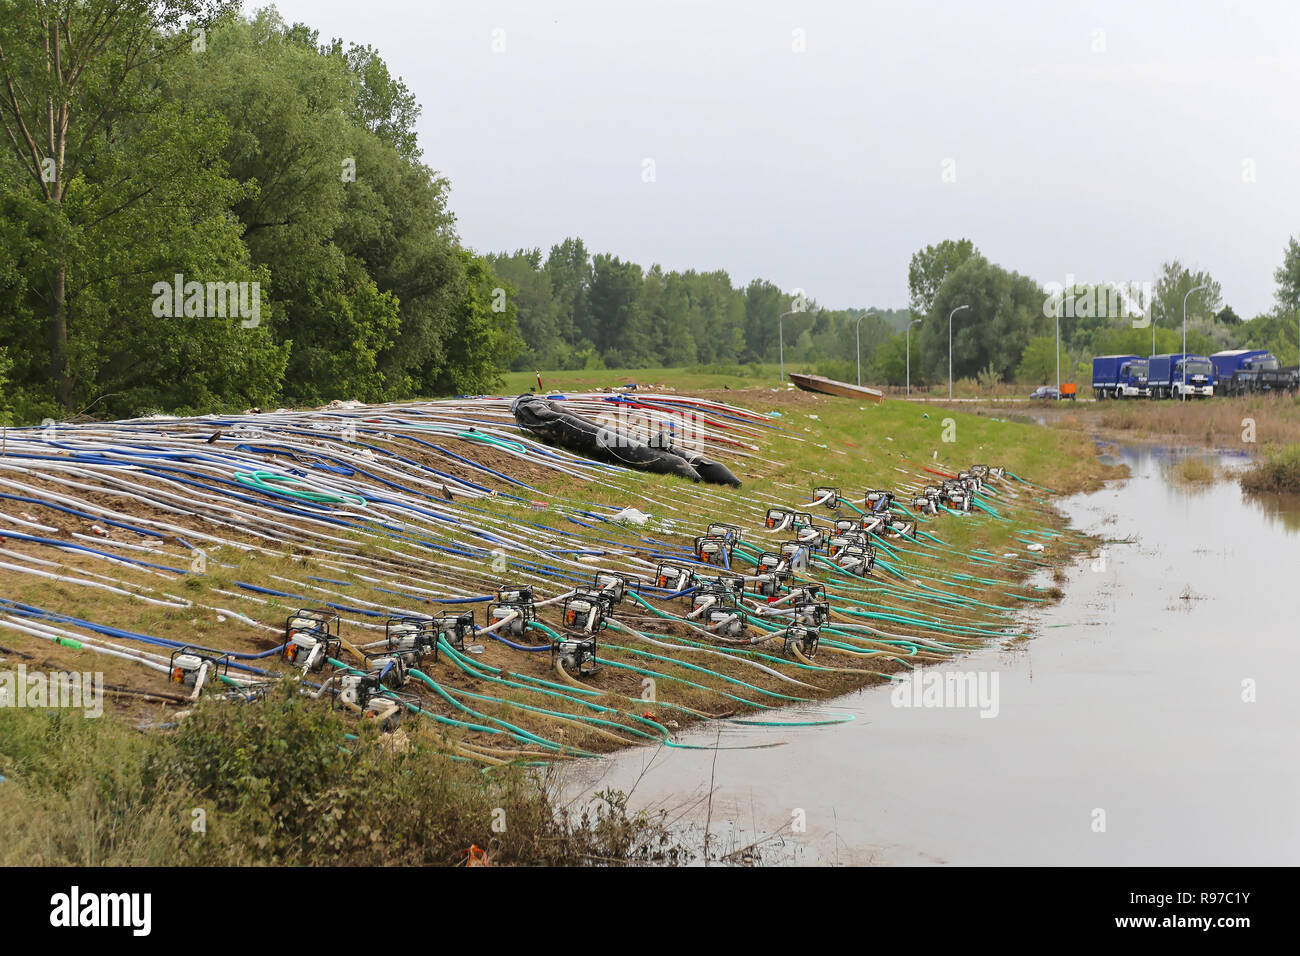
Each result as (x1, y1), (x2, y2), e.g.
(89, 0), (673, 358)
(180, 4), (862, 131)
(1055, 309), (1061, 398)
(1152, 301), (1158, 358)
(1181, 284), (1207, 401)
(855, 309), (879, 387)
(906, 317), (921, 396)
(947, 304), (970, 400)
(779, 309), (799, 382)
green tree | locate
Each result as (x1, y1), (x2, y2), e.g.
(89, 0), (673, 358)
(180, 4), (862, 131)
(871, 332), (909, 386)
(908, 239), (978, 320)
(588, 254), (648, 366)
(920, 255), (1044, 383)
(1151, 261), (1222, 330)
(741, 279), (783, 363)
(1015, 336), (1071, 384)
(489, 250), (564, 370)
(1275, 236), (1300, 309)
(419, 251), (520, 395)
(545, 237), (592, 347)
(0, 0), (242, 412)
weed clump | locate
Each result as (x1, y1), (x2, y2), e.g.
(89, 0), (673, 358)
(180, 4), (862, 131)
(1241, 444), (1300, 494)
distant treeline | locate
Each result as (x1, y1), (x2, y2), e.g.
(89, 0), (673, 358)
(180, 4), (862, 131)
(487, 239), (907, 378)
(899, 238), (1300, 388)
(492, 235), (1300, 389)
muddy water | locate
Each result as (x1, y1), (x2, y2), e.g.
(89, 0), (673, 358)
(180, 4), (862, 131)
(565, 443), (1300, 865)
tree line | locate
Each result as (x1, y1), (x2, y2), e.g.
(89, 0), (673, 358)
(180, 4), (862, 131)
(488, 239), (907, 379)
(899, 238), (1300, 388)
(1, 3), (518, 424)
(491, 232), (1300, 389)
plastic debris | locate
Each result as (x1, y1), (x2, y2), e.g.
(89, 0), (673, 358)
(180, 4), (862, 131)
(612, 507), (651, 526)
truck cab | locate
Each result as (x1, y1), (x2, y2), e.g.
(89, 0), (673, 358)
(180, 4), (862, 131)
(1092, 354), (1150, 399)
(1148, 353), (1214, 399)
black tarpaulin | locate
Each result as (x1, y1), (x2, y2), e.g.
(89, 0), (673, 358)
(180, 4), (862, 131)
(510, 395), (741, 487)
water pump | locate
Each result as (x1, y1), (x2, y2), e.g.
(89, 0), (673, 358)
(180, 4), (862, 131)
(333, 666), (415, 727)
(692, 577), (734, 609)
(765, 507), (794, 531)
(563, 589), (609, 633)
(386, 617), (439, 665)
(694, 534), (733, 566)
(828, 530), (867, 558)
(432, 611), (476, 653)
(750, 552), (790, 597)
(834, 542), (875, 576)
(791, 600), (830, 627)
(169, 645), (231, 692)
(871, 512), (898, 534)
(813, 486), (840, 510)
(782, 623), (820, 659)
(594, 571), (640, 605)
(941, 480), (971, 512)
(655, 562), (696, 593)
(706, 522), (744, 544)
(864, 490), (896, 513)
(884, 514), (917, 538)
(489, 586), (535, 639)
(794, 524), (826, 551)
(362, 650), (411, 688)
(778, 539), (815, 570)
(552, 633), (599, 676)
(786, 583), (826, 605)
(706, 606), (747, 638)
(283, 609), (341, 672)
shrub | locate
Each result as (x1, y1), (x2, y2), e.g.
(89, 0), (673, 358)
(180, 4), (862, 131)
(0, 683), (681, 866)
(1241, 444), (1300, 494)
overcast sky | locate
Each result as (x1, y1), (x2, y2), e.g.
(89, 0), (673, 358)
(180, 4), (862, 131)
(253, 0), (1300, 317)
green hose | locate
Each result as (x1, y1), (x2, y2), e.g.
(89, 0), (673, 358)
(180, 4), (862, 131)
(235, 470), (367, 505)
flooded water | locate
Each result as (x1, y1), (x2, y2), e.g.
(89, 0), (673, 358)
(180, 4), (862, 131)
(565, 443), (1300, 865)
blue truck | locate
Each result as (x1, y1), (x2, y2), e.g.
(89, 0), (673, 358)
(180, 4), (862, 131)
(1091, 355), (1150, 399)
(1147, 353), (1215, 399)
(1209, 349), (1296, 395)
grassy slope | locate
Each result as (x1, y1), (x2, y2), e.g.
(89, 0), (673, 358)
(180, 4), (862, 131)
(0, 378), (1121, 863)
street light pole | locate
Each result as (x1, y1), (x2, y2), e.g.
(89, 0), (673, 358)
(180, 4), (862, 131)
(1182, 284), (1207, 401)
(854, 309), (880, 387)
(906, 318), (921, 396)
(1055, 310), (1061, 398)
(855, 314), (863, 387)
(778, 309), (798, 383)
(947, 304), (970, 401)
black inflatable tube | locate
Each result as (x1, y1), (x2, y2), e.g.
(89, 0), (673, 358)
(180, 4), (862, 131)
(511, 395), (741, 487)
